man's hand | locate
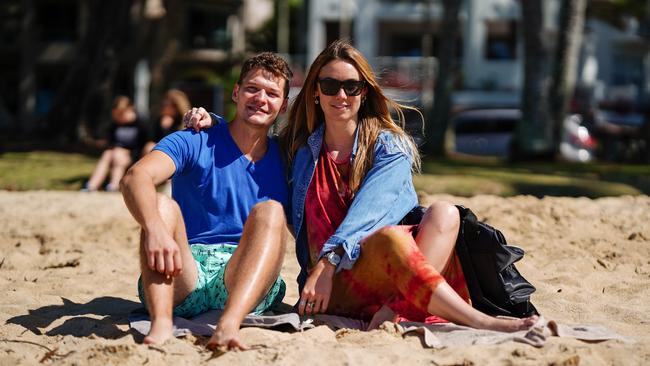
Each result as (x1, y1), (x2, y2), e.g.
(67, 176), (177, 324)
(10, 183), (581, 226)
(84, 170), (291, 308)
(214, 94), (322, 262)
(182, 107), (213, 132)
(299, 259), (335, 316)
(143, 226), (183, 278)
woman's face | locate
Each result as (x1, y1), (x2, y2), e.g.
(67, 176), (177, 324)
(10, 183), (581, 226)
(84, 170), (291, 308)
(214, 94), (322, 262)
(160, 98), (176, 117)
(316, 59), (365, 124)
(112, 107), (136, 125)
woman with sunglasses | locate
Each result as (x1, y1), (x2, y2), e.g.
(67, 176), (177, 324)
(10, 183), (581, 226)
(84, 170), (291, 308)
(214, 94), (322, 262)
(280, 40), (537, 331)
(185, 41), (537, 331)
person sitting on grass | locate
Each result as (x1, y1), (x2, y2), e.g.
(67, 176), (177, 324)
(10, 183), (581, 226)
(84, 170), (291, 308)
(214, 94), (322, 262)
(84, 96), (145, 192)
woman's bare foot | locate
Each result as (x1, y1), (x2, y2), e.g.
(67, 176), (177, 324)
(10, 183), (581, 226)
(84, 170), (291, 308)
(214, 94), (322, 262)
(207, 319), (249, 351)
(479, 315), (539, 332)
(143, 317), (174, 344)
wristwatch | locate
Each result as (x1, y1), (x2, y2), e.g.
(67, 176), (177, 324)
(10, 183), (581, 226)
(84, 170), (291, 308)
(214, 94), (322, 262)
(325, 251), (341, 267)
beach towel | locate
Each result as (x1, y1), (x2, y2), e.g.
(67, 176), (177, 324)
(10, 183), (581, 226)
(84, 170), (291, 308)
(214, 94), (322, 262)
(128, 306), (631, 348)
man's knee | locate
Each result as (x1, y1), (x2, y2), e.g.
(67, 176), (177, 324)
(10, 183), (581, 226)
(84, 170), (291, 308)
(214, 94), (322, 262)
(423, 201), (460, 234)
(249, 200), (286, 228)
(156, 193), (182, 223)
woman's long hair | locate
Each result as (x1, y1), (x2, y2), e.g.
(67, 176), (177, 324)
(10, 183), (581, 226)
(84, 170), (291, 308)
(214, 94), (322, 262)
(164, 89), (191, 130)
(280, 39), (421, 195)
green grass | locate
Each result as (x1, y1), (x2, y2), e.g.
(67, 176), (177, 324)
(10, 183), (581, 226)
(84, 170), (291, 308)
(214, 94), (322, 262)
(415, 157), (650, 197)
(0, 151), (97, 191)
(1, 150), (649, 197)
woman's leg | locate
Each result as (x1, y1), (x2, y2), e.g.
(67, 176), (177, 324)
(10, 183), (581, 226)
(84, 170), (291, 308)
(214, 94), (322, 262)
(328, 226), (537, 331)
(427, 282), (537, 331)
(414, 201), (460, 272)
(413, 201), (470, 302)
(108, 147), (133, 191)
(327, 226), (440, 319)
(86, 149), (113, 190)
(142, 141), (156, 157)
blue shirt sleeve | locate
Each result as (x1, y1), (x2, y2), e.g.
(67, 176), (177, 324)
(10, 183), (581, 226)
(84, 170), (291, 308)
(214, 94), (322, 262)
(318, 133), (418, 270)
(153, 130), (201, 176)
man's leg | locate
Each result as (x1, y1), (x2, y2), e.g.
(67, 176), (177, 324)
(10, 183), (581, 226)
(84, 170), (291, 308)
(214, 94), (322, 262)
(207, 200), (287, 350)
(140, 194), (198, 344)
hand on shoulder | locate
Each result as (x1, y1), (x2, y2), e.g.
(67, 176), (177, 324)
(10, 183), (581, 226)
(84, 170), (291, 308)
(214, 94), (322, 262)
(182, 107), (214, 132)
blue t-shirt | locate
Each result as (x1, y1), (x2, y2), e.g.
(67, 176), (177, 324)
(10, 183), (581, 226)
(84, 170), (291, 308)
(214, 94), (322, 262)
(154, 120), (288, 245)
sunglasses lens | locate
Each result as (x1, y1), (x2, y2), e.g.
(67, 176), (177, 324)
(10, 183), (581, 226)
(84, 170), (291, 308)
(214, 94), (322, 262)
(318, 78), (364, 96)
(343, 81), (364, 96)
(319, 78), (341, 96)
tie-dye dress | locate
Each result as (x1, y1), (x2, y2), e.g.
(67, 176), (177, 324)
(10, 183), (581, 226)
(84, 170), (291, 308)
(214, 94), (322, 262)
(305, 144), (470, 321)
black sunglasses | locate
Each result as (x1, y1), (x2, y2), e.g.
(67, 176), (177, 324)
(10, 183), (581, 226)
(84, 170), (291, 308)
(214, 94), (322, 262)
(317, 78), (365, 96)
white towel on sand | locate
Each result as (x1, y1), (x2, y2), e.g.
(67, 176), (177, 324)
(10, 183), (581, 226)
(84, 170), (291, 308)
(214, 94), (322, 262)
(128, 307), (632, 348)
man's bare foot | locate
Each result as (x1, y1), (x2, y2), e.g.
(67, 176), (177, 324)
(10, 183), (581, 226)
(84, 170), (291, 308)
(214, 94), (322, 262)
(479, 315), (539, 332)
(207, 319), (249, 351)
(143, 317), (174, 344)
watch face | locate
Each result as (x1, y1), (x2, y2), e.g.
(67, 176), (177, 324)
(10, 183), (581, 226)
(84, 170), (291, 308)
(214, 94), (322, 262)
(328, 252), (341, 265)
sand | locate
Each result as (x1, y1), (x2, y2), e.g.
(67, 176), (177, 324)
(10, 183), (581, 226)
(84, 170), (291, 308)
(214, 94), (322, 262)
(0, 191), (649, 365)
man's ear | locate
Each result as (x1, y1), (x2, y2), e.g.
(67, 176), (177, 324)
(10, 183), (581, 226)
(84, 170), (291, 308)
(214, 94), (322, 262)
(232, 84), (240, 103)
(280, 97), (289, 114)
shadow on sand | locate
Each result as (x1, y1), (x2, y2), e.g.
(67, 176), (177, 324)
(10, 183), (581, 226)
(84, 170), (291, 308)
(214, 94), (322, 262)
(6, 296), (141, 340)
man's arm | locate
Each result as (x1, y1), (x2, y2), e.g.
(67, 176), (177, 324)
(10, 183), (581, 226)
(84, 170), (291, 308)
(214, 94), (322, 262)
(120, 150), (182, 277)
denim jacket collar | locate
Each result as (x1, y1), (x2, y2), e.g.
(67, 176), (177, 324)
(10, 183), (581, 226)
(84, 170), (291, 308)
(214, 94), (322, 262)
(307, 123), (360, 162)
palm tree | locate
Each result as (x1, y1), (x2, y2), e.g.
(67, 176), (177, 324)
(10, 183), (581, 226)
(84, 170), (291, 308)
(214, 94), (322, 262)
(45, 0), (134, 142)
(425, 0), (461, 157)
(548, 0), (588, 153)
(516, 0), (552, 159)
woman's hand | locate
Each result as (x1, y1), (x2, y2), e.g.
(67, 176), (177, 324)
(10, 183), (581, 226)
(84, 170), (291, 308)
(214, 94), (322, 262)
(182, 107), (213, 132)
(299, 259), (336, 316)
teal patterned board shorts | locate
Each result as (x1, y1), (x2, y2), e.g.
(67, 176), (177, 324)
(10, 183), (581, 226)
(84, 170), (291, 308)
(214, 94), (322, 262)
(138, 243), (286, 318)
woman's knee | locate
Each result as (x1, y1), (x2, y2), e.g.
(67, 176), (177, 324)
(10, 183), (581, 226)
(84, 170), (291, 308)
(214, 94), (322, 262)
(365, 226), (415, 253)
(112, 148), (133, 167)
(421, 201), (460, 234)
(99, 149), (114, 161)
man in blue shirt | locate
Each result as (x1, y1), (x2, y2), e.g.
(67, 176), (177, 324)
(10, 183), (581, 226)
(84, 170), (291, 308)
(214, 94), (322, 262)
(120, 53), (292, 350)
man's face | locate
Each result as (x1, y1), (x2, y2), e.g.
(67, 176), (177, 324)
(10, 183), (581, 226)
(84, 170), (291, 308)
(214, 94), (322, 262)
(232, 68), (287, 129)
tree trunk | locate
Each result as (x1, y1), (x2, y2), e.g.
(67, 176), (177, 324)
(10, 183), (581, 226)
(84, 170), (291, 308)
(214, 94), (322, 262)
(425, 0), (461, 157)
(147, 0), (183, 111)
(18, 0), (36, 134)
(45, 0), (133, 143)
(548, 0), (587, 153)
(516, 0), (552, 159)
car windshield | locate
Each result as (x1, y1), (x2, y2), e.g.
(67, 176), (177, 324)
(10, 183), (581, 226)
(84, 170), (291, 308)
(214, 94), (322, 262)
(454, 117), (517, 134)
(597, 110), (645, 127)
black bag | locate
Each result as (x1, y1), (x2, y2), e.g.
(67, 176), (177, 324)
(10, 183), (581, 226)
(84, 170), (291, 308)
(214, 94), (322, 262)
(400, 205), (539, 318)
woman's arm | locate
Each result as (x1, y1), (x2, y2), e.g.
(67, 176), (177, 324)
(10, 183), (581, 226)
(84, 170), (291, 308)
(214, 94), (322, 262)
(321, 133), (418, 270)
(183, 107), (220, 131)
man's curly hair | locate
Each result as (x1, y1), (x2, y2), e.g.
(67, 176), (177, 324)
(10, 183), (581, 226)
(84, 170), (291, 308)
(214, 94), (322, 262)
(237, 52), (293, 97)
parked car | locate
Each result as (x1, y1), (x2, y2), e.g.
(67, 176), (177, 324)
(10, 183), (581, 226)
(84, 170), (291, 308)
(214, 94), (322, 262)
(450, 108), (597, 162)
(592, 108), (648, 162)
(451, 108), (517, 158)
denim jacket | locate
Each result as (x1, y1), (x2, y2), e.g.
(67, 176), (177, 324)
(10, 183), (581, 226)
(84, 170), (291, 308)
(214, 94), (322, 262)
(290, 123), (418, 289)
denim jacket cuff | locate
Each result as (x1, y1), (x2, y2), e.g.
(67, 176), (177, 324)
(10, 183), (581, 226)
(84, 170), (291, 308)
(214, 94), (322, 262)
(320, 236), (361, 272)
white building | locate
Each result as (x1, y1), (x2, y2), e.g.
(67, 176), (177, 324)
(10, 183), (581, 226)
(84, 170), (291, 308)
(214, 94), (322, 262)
(306, 0), (650, 105)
